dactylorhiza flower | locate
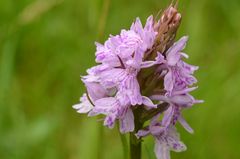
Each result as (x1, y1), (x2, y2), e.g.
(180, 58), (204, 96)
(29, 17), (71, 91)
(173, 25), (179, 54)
(73, 6), (203, 159)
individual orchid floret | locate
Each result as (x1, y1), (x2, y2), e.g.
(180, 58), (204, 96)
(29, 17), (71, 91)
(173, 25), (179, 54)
(131, 15), (157, 55)
(154, 126), (187, 159)
(136, 114), (186, 159)
(88, 96), (124, 128)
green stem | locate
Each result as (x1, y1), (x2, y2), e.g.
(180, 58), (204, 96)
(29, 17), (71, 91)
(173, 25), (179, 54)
(118, 123), (129, 159)
(130, 131), (142, 159)
(130, 108), (144, 159)
(129, 103), (169, 159)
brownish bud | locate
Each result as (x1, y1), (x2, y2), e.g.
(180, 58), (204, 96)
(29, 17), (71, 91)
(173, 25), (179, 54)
(161, 6), (178, 23)
(147, 4), (182, 59)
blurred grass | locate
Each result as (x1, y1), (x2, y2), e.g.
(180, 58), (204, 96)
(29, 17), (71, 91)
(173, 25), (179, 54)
(1, 0), (240, 159)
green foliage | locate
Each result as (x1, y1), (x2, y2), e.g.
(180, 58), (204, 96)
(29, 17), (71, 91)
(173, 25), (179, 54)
(1, 0), (240, 158)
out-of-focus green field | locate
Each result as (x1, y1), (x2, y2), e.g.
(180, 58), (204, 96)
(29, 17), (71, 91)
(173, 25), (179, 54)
(1, 0), (240, 159)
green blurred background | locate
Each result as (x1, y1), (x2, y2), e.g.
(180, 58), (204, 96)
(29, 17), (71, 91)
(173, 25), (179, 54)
(1, 0), (240, 159)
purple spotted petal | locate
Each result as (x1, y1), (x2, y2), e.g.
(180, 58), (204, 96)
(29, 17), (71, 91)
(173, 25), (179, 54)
(162, 106), (174, 127)
(135, 129), (150, 138)
(154, 139), (170, 159)
(92, 98), (115, 114)
(104, 114), (117, 129)
(99, 68), (126, 88)
(119, 108), (134, 133)
(166, 36), (188, 66)
(150, 126), (165, 136)
(164, 70), (174, 93)
(166, 127), (187, 152)
(120, 76), (142, 105)
(83, 82), (107, 101)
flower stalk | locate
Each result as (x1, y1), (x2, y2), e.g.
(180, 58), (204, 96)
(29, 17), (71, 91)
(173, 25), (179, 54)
(73, 2), (203, 159)
(130, 107), (143, 159)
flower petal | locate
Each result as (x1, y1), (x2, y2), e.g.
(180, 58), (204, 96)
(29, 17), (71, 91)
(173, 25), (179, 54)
(84, 82), (107, 101)
(178, 115), (194, 134)
(167, 127), (187, 152)
(170, 94), (193, 106)
(164, 70), (174, 93)
(73, 94), (93, 113)
(141, 61), (156, 68)
(93, 97), (118, 115)
(142, 96), (157, 108)
(104, 114), (116, 129)
(73, 103), (92, 114)
(154, 139), (170, 159)
(100, 68), (126, 88)
(121, 76), (142, 105)
(166, 36), (188, 66)
(119, 108), (134, 133)
(135, 129), (150, 138)
(162, 106), (174, 127)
